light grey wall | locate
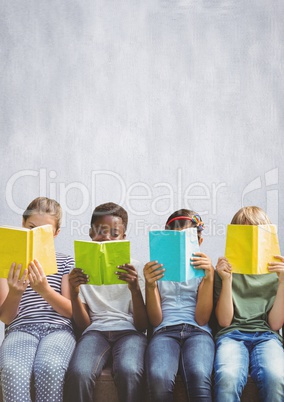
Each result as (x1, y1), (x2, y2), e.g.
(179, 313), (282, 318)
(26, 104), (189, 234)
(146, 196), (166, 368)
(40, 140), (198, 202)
(1, 1), (284, 338)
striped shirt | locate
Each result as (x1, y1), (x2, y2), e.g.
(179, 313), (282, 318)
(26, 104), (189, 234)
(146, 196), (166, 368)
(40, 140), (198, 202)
(6, 252), (74, 331)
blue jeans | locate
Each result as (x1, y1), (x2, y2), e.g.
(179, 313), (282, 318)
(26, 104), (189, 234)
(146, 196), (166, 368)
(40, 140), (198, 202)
(0, 323), (75, 402)
(145, 324), (214, 402)
(214, 330), (284, 402)
(64, 329), (147, 402)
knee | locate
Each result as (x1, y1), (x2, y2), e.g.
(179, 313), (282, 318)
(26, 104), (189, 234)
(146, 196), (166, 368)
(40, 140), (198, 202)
(65, 364), (93, 385)
(214, 365), (242, 388)
(114, 361), (144, 384)
(34, 355), (66, 379)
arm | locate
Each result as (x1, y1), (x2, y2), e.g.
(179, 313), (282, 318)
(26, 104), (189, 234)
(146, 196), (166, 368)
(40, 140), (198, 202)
(143, 261), (164, 328)
(267, 255), (284, 330)
(0, 264), (29, 325)
(116, 264), (149, 332)
(68, 268), (91, 332)
(215, 257), (234, 327)
(192, 252), (215, 326)
(28, 259), (72, 318)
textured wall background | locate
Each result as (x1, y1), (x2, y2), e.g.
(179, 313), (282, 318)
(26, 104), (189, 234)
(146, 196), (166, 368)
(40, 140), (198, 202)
(0, 0), (284, 339)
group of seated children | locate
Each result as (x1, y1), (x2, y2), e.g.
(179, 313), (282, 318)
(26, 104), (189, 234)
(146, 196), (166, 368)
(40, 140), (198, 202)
(0, 197), (283, 402)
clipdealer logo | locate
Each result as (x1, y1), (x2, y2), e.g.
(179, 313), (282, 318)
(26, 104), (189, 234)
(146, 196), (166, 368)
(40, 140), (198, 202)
(5, 168), (227, 233)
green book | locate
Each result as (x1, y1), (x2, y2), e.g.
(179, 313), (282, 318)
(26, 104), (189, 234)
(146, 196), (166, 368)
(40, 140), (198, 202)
(74, 240), (131, 285)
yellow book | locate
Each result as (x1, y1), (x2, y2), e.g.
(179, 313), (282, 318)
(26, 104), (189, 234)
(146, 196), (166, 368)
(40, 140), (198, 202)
(0, 225), (58, 278)
(225, 224), (281, 274)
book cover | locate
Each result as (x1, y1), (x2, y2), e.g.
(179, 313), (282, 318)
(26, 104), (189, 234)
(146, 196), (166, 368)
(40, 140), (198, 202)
(0, 224), (57, 278)
(149, 228), (204, 281)
(225, 224), (281, 274)
(74, 240), (131, 285)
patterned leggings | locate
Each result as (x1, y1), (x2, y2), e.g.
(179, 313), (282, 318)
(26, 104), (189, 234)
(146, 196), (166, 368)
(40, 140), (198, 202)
(0, 323), (76, 402)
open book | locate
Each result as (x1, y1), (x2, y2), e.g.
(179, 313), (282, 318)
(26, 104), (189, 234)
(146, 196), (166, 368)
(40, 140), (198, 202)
(74, 240), (131, 285)
(225, 224), (281, 274)
(0, 224), (57, 278)
(149, 228), (204, 281)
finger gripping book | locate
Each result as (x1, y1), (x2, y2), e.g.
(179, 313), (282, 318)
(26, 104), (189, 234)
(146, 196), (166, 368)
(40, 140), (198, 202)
(0, 224), (58, 278)
(149, 228), (204, 282)
(74, 240), (131, 285)
(225, 224), (281, 274)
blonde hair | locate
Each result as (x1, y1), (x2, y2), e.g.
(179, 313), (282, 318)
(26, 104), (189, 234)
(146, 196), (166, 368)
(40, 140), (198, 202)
(231, 206), (271, 225)
(23, 197), (62, 230)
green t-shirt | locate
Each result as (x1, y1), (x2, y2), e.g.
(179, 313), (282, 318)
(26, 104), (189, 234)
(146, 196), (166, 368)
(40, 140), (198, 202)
(214, 271), (281, 340)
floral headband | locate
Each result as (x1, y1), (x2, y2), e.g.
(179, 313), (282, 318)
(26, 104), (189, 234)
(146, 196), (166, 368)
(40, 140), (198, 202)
(166, 214), (205, 231)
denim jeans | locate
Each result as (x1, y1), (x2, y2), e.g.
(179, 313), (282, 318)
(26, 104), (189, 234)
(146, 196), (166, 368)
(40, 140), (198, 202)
(64, 329), (147, 402)
(214, 330), (284, 402)
(145, 324), (214, 402)
(0, 323), (75, 402)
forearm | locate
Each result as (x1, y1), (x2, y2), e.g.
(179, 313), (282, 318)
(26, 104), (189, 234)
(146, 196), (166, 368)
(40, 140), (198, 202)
(145, 285), (162, 327)
(215, 279), (234, 327)
(131, 288), (149, 331)
(268, 281), (284, 331)
(71, 294), (91, 331)
(36, 286), (72, 318)
(195, 277), (214, 326)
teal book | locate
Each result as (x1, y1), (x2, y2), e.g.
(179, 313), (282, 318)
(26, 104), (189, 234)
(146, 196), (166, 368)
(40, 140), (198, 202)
(74, 240), (130, 285)
(149, 228), (204, 281)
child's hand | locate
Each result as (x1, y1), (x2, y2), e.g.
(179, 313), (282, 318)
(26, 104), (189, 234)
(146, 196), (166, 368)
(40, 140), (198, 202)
(216, 257), (232, 281)
(7, 263), (29, 294)
(28, 259), (49, 294)
(143, 261), (165, 288)
(69, 268), (89, 296)
(116, 264), (140, 291)
(268, 255), (284, 283)
(191, 252), (214, 279)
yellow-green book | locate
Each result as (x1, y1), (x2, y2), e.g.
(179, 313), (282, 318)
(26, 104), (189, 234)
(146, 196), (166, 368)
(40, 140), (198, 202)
(0, 224), (57, 278)
(225, 224), (281, 274)
(74, 240), (131, 285)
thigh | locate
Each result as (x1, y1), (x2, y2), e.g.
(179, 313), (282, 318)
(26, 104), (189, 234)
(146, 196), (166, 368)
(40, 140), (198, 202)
(181, 328), (214, 378)
(67, 331), (111, 378)
(34, 327), (76, 371)
(0, 330), (38, 402)
(0, 329), (38, 372)
(112, 331), (147, 374)
(214, 332), (250, 381)
(145, 329), (180, 378)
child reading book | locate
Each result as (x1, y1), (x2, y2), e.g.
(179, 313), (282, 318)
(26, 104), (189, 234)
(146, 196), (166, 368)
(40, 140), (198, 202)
(144, 209), (215, 401)
(214, 206), (284, 402)
(64, 202), (148, 402)
(0, 197), (75, 402)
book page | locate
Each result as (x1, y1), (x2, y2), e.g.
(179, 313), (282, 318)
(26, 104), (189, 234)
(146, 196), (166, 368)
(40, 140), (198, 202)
(257, 225), (281, 274)
(74, 241), (102, 285)
(185, 229), (203, 280)
(101, 241), (131, 285)
(0, 226), (30, 278)
(149, 230), (184, 281)
(225, 225), (256, 274)
(31, 225), (58, 275)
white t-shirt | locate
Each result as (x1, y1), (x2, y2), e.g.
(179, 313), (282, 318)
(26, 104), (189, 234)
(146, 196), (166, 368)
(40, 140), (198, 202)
(79, 259), (145, 334)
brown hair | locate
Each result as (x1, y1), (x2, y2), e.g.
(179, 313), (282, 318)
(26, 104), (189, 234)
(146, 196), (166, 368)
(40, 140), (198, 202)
(22, 197), (62, 230)
(90, 202), (128, 231)
(231, 206), (271, 225)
